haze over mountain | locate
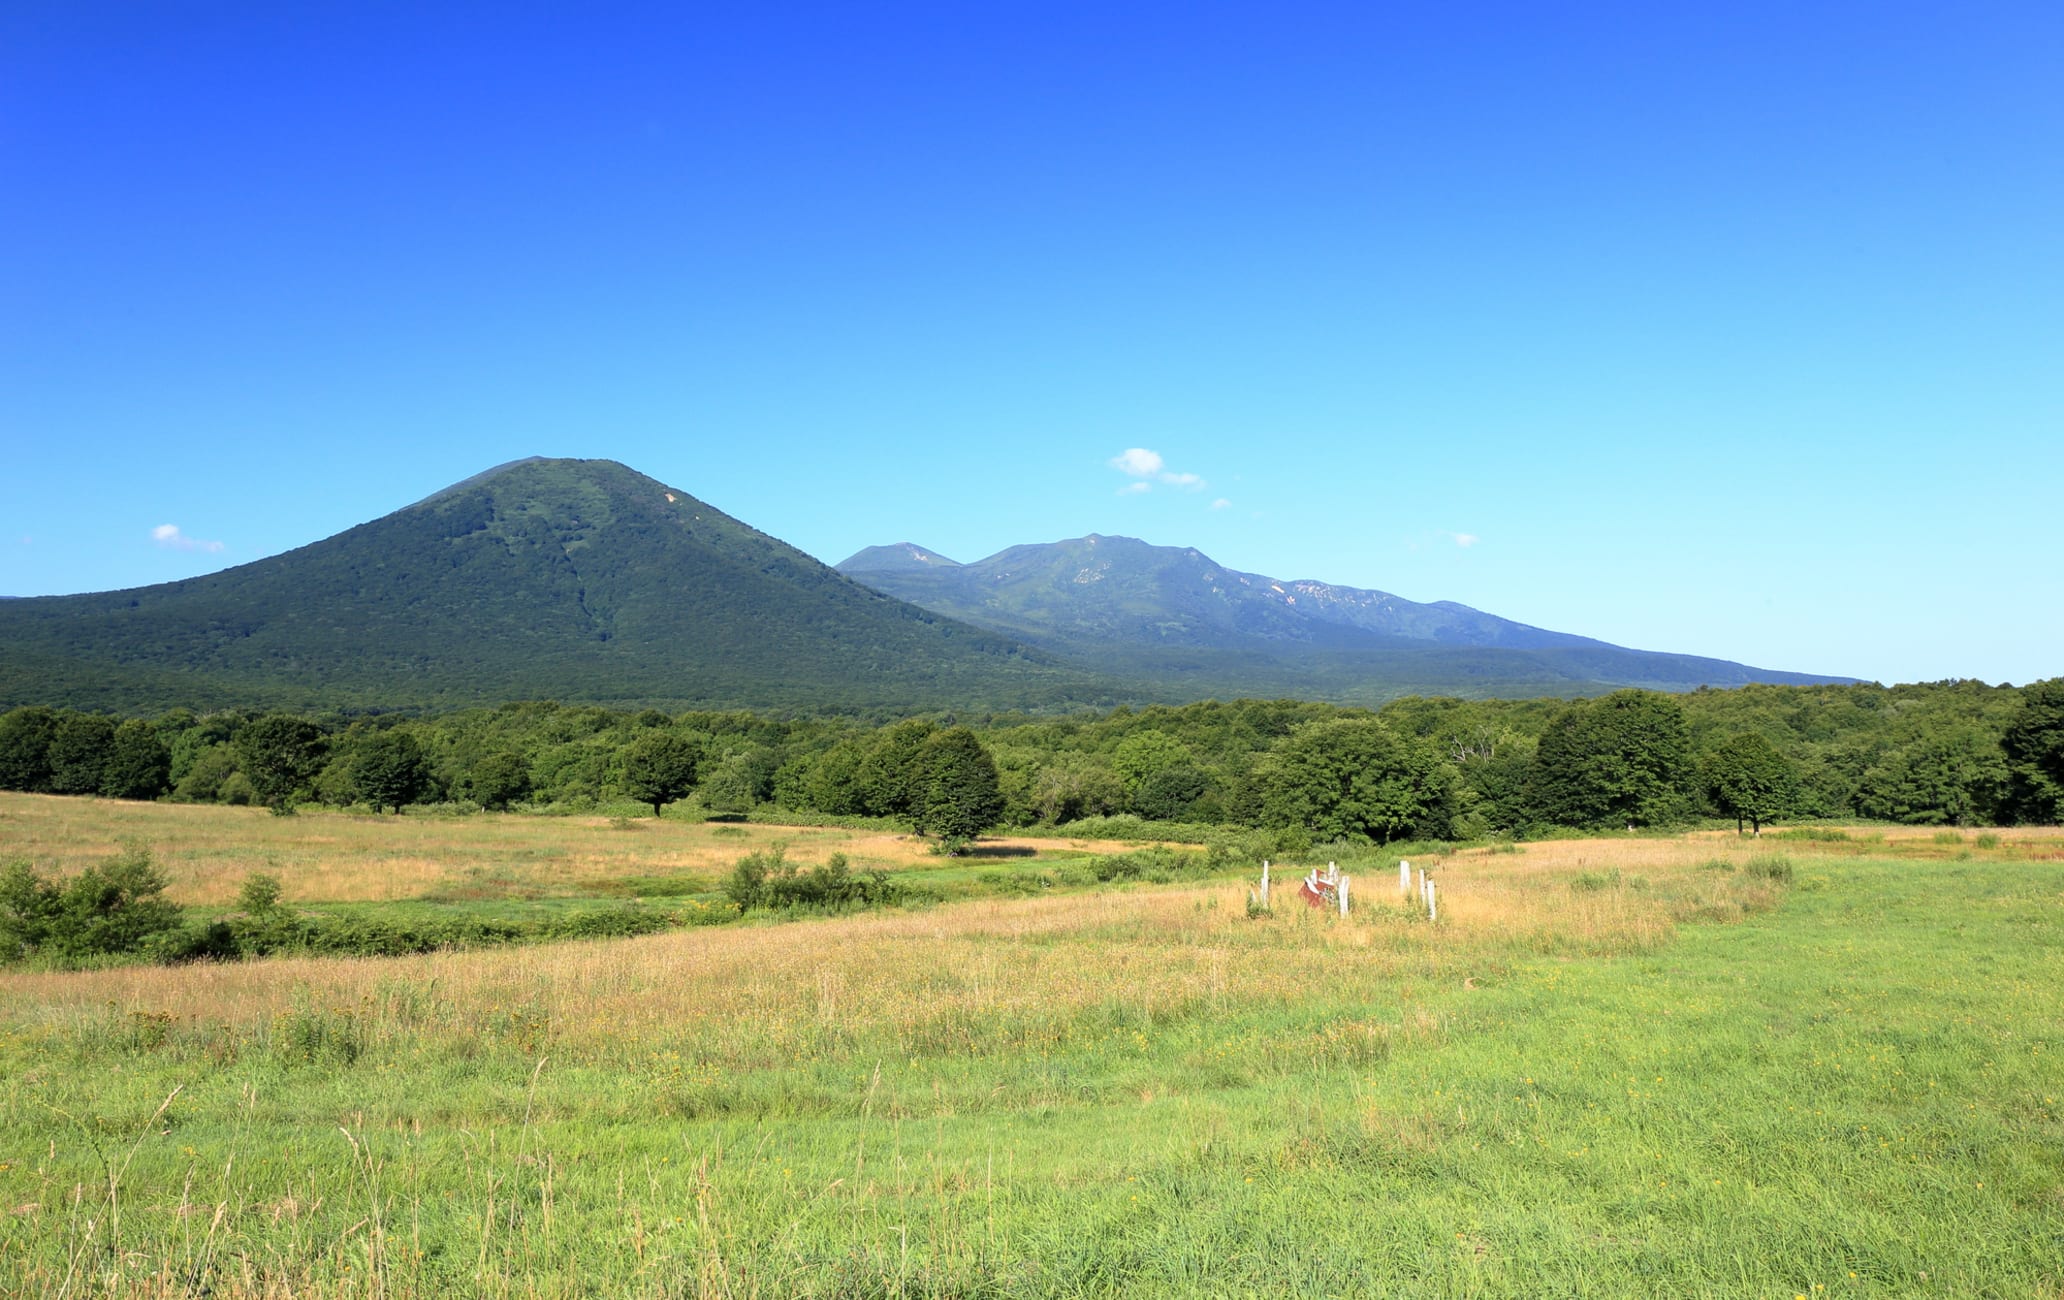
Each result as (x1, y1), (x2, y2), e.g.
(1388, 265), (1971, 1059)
(837, 534), (1851, 698)
(0, 459), (1099, 714)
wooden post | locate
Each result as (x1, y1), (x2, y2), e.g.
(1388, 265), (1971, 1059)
(1399, 859), (1411, 895)
(1427, 879), (1437, 922)
(1260, 860), (1270, 908)
(1338, 874), (1350, 917)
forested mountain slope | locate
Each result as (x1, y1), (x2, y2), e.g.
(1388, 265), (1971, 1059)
(0, 459), (1101, 714)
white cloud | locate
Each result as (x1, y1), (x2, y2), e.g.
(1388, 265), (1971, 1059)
(1118, 481), (1153, 495)
(1108, 447), (1207, 493)
(1449, 532), (1480, 548)
(1109, 448), (1165, 478)
(1210, 498), (1232, 510)
(153, 524), (225, 554)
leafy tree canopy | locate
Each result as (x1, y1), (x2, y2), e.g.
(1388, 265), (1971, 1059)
(1530, 690), (1693, 829)
(917, 727), (1005, 850)
(620, 730), (704, 817)
(234, 714), (329, 813)
(1257, 718), (1453, 843)
(1700, 731), (1799, 835)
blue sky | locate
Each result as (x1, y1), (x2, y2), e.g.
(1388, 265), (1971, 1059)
(4, 1), (2059, 686)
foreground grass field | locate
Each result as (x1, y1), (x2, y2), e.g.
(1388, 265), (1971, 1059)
(1, 808), (2060, 1296)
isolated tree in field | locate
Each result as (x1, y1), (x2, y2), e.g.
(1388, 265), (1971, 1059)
(100, 720), (172, 802)
(1529, 691), (1693, 829)
(917, 727), (1005, 851)
(620, 730), (703, 817)
(2001, 678), (2064, 823)
(234, 714), (329, 813)
(1700, 732), (1799, 835)
(1257, 718), (1454, 843)
(352, 730), (432, 813)
(0, 706), (58, 793)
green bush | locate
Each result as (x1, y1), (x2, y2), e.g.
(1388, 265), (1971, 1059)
(0, 847), (184, 964)
(724, 848), (902, 913)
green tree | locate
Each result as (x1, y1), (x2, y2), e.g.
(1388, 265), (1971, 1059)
(2001, 678), (2064, 824)
(798, 740), (872, 815)
(47, 713), (117, 796)
(234, 714), (329, 813)
(1857, 730), (2007, 826)
(1529, 691), (1694, 829)
(352, 730), (432, 813)
(1133, 765), (1211, 821)
(1027, 752), (1127, 824)
(172, 743), (240, 803)
(854, 720), (939, 819)
(620, 730), (703, 817)
(917, 727), (1005, 851)
(463, 750), (533, 811)
(100, 720), (172, 802)
(699, 747), (779, 817)
(1256, 718), (1453, 843)
(1111, 731), (1194, 801)
(1700, 732), (1799, 835)
(0, 706), (58, 792)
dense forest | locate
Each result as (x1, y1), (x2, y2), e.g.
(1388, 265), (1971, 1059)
(4, 679), (2059, 840)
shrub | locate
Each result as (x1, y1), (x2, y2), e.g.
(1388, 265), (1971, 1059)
(724, 848), (902, 913)
(0, 847), (185, 964)
(1744, 854), (1795, 884)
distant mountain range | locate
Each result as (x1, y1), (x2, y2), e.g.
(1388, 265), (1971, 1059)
(0, 458), (1849, 714)
(836, 534), (1850, 701)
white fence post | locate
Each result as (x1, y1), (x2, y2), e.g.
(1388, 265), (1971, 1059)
(1427, 879), (1437, 922)
(1399, 859), (1411, 895)
(1260, 860), (1270, 908)
(1339, 875), (1350, 917)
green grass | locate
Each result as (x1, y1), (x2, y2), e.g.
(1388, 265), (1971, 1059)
(1, 847), (2058, 1296)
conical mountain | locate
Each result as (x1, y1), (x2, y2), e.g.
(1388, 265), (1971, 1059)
(0, 459), (1095, 712)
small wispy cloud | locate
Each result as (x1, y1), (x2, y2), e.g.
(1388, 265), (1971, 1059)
(153, 524), (225, 554)
(1210, 498), (1232, 510)
(1448, 532), (1480, 548)
(1108, 447), (1208, 494)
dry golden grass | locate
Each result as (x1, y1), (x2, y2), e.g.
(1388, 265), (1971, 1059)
(0, 793), (1163, 905)
(0, 834), (1782, 1073)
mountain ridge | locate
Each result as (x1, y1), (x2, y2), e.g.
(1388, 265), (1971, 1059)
(0, 459), (1851, 715)
(837, 533), (1849, 692)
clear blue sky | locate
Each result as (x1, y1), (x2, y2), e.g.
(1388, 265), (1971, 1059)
(5, 2), (2059, 686)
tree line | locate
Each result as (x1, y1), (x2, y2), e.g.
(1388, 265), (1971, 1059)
(0, 678), (2058, 841)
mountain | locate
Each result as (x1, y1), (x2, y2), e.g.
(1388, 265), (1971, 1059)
(837, 534), (1850, 699)
(836, 543), (963, 574)
(0, 460), (1106, 714)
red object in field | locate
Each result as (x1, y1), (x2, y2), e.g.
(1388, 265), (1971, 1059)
(1298, 878), (1333, 908)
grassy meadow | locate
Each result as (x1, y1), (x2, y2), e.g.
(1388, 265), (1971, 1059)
(1, 799), (2060, 1296)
